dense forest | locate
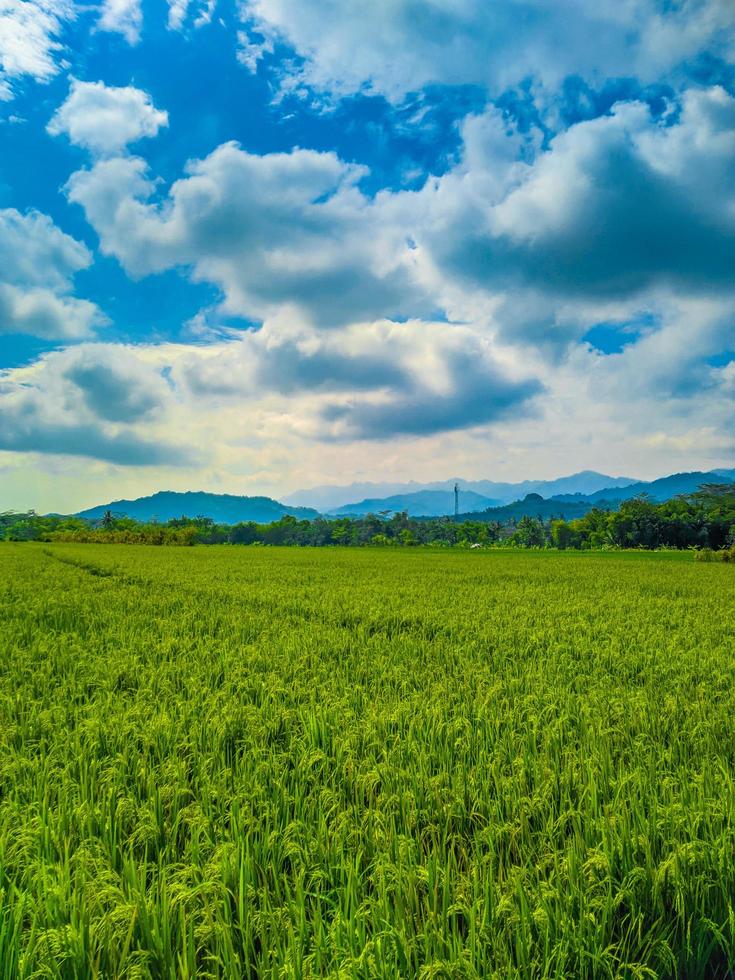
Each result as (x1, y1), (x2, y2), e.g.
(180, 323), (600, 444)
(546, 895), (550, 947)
(2, 486), (734, 556)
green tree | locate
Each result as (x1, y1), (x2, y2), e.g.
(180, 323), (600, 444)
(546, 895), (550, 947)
(551, 519), (578, 550)
(512, 516), (546, 548)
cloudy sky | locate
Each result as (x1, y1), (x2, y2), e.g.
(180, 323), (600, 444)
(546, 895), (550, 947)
(1, 0), (734, 512)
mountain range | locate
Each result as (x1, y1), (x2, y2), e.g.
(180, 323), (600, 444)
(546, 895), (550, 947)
(284, 470), (637, 511)
(322, 469), (735, 517)
(331, 489), (503, 517)
(67, 468), (735, 525)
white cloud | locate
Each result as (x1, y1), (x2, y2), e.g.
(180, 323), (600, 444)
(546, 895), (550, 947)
(0, 284), (102, 340)
(63, 87), (735, 346)
(168, 0), (189, 30)
(236, 28), (274, 73)
(0, 0), (74, 99)
(48, 79), (169, 156)
(65, 141), (433, 325)
(0, 314), (542, 497)
(97, 0), (142, 45)
(168, 0), (217, 30)
(238, 0), (735, 101)
(0, 208), (90, 289)
(59, 345), (170, 422)
(0, 208), (106, 339)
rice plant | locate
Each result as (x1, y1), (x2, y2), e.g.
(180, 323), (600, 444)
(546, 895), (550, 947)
(0, 543), (733, 978)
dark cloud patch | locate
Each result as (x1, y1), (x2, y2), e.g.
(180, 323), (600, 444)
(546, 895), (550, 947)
(0, 401), (196, 466)
(182, 328), (415, 398)
(321, 347), (543, 439)
(252, 339), (410, 395)
(440, 123), (735, 302)
(63, 360), (163, 422)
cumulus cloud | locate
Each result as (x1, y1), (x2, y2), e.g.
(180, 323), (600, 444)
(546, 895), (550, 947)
(239, 0), (735, 101)
(48, 80), (169, 156)
(576, 295), (735, 405)
(97, 0), (142, 45)
(182, 321), (411, 397)
(0, 0), (74, 99)
(53, 80), (735, 420)
(415, 89), (735, 350)
(0, 208), (106, 339)
(60, 86), (735, 349)
(0, 284), (102, 340)
(64, 141), (432, 326)
(0, 208), (90, 289)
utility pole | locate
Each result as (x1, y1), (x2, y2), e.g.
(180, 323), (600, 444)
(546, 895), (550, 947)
(454, 482), (459, 519)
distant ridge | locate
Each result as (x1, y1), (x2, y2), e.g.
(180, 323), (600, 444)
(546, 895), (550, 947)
(285, 470), (637, 511)
(331, 489), (502, 517)
(74, 491), (319, 525)
(289, 468), (732, 516)
(551, 470), (734, 505)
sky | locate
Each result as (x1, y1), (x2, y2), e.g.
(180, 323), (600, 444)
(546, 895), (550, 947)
(0, 0), (734, 513)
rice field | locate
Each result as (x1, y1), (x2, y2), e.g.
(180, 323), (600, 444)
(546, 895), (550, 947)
(1, 542), (734, 978)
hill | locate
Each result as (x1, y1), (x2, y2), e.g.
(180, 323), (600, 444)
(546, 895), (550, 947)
(331, 489), (502, 517)
(74, 491), (319, 525)
(456, 493), (614, 523)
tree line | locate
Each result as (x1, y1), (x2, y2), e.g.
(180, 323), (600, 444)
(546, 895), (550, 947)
(2, 485), (734, 555)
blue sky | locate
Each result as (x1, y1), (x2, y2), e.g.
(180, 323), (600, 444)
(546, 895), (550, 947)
(0, 0), (734, 511)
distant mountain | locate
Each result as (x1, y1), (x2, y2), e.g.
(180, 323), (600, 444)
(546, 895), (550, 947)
(326, 469), (734, 519)
(456, 471), (638, 501)
(284, 481), (431, 512)
(286, 470), (636, 511)
(552, 470), (734, 505)
(74, 491), (319, 525)
(331, 489), (502, 518)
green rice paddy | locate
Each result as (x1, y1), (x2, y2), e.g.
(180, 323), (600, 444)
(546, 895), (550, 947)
(1, 543), (734, 978)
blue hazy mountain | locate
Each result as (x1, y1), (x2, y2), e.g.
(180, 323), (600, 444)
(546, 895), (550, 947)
(329, 470), (733, 517)
(552, 470), (734, 505)
(75, 491), (319, 524)
(285, 470), (637, 511)
(331, 489), (502, 517)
